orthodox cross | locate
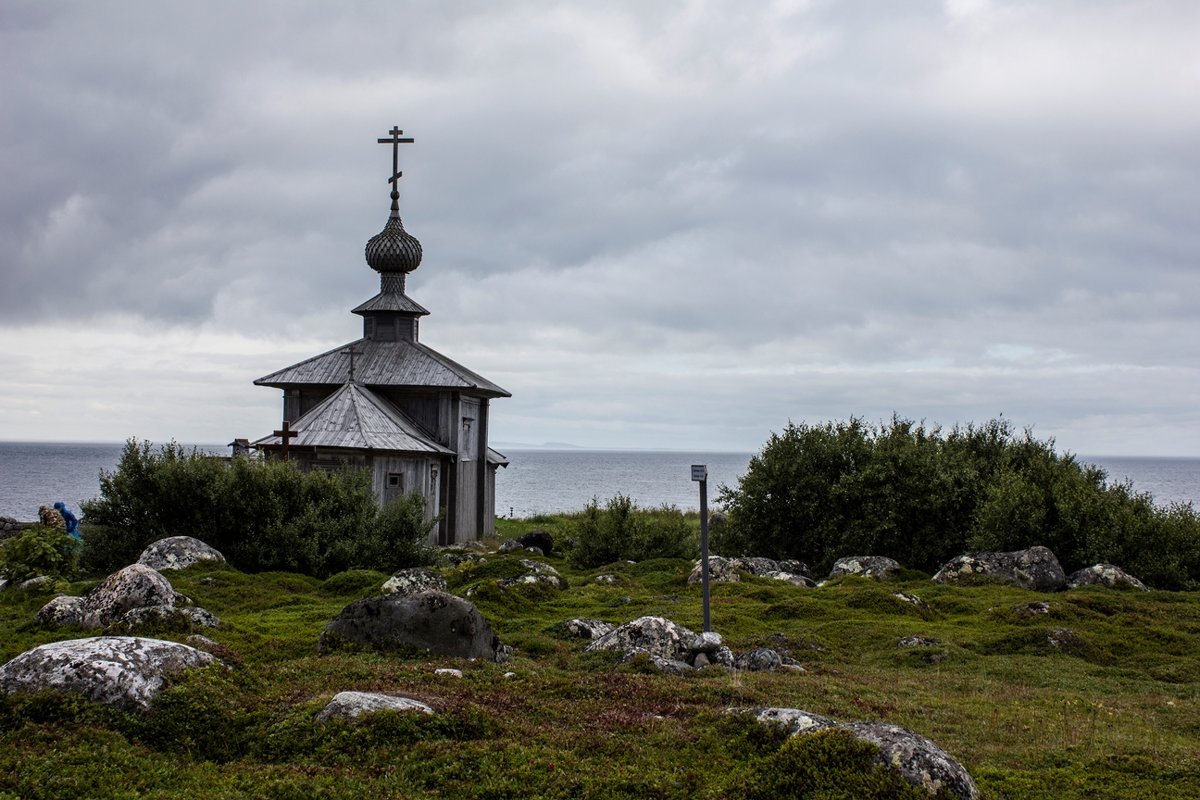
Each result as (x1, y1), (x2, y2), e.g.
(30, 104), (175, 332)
(272, 420), (298, 461)
(377, 126), (414, 187)
(343, 344), (364, 383)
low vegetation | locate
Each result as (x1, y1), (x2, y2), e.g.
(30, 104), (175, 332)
(78, 439), (435, 577)
(2, 515), (1199, 799)
(567, 494), (697, 569)
(714, 417), (1200, 589)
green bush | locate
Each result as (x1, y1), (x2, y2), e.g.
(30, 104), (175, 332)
(744, 729), (935, 799)
(716, 417), (1200, 588)
(79, 439), (434, 578)
(567, 494), (696, 569)
(0, 525), (78, 582)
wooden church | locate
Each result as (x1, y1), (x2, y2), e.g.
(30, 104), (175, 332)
(253, 127), (510, 545)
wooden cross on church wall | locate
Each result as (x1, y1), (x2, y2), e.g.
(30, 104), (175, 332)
(273, 420), (298, 461)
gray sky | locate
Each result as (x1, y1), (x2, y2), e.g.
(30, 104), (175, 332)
(2, 0), (1198, 455)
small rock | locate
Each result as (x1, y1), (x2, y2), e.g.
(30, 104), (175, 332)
(689, 631), (723, 654)
(17, 576), (54, 591)
(692, 652), (711, 668)
(829, 556), (901, 581)
(137, 536), (226, 572)
(687, 556), (740, 585)
(778, 559), (811, 578)
(497, 573), (568, 591)
(518, 559), (560, 575)
(595, 574), (618, 585)
(35, 595), (85, 627)
(893, 591), (926, 607)
(1013, 601), (1052, 617)
(382, 568), (448, 596)
(560, 618), (615, 640)
(898, 636), (941, 648)
(736, 647), (784, 672)
(732, 557), (780, 576)
(748, 707), (837, 735)
(711, 646), (736, 668)
(109, 604), (220, 632)
(1066, 564), (1149, 591)
(316, 691), (434, 722)
(503, 671), (517, 679)
(434, 668), (463, 678)
(764, 570), (816, 587)
(498, 539), (525, 553)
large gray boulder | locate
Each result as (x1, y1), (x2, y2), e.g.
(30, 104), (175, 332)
(585, 615), (696, 662)
(315, 690), (434, 722)
(0, 636), (217, 710)
(382, 568), (448, 596)
(137, 536), (226, 572)
(81, 564), (178, 628)
(745, 708), (979, 799)
(1066, 563), (1148, 591)
(933, 546), (1066, 592)
(829, 555), (901, 581)
(319, 590), (510, 662)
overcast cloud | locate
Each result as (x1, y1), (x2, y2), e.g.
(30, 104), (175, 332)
(2, 0), (1198, 455)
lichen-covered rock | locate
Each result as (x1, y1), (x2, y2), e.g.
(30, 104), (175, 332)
(764, 571), (817, 587)
(498, 573), (568, 590)
(690, 631), (723, 654)
(137, 536), (226, 572)
(81, 564), (177, 628)
(315, 690), (434, 722)
(109, 604), (220, 632)
(382, 568), (448, 596)
(748, 707), (837, 735)
(595, 574), (618, 585)
(518, 559), (560, 576)
(829, 556), (902, 581)
(560, 618), (615, 640)
(687, 556), (740, 585)
(932, 546), (1066, 592)
(842, 721), (980, 799)
(777, 559), (811, 578)
(744, 708), (979, 799)
(1066, 564), (1149, 591)
(893, 591), (926, 607)
(0, 636), (217, 710)
(736, 647), (784, 672)
(585, 616), (696, 663)
(17, 575), (55, 592)
(732, 557), (780, 576)
(498, 539), (526, 553)
(35, 595), (85, 627)
(898, 636), (940, 648)
(319, 590), (510, 663)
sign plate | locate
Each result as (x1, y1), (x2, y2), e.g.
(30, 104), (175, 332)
(691, 464), (707, 482)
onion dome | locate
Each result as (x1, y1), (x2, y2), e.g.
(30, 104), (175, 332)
(365, 190), (423, 273)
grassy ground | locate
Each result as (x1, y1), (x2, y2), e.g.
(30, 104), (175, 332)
(1, 515), (1198, 799)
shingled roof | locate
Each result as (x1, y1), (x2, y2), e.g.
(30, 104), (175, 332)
(253, 382), (454, 454)
(254, 338), (510, 397)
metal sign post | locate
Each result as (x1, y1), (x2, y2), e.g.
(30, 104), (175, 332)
(692, 464), (711, 632)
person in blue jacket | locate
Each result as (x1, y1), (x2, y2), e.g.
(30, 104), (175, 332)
(53, 501), (80, 539)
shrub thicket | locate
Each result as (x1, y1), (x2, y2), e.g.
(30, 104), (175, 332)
(568, 494), (696, 569)
(0, 525), (78, 582)
(715, 417), (1200, 589)
(79, 439), (436, 577)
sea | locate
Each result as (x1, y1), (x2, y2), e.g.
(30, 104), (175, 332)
(0, 441), (1197, 521)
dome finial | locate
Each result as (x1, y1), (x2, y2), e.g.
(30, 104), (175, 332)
(365, 126), (422, 274)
